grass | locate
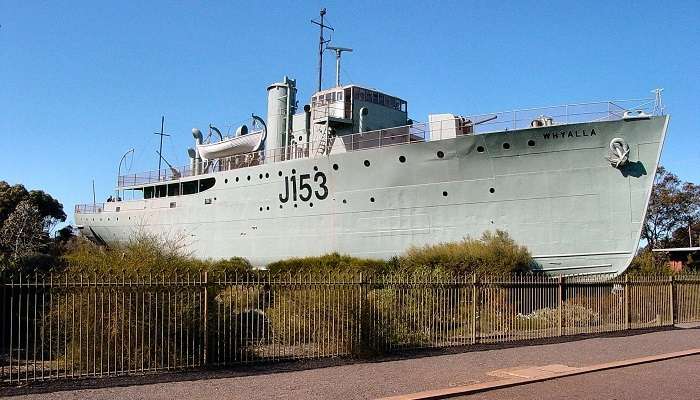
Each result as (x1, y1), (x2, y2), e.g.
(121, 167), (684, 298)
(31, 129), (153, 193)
(61, 231), (252, 276)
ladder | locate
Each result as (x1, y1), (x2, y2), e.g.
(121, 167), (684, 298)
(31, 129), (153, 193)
(315, 126), (334, 157)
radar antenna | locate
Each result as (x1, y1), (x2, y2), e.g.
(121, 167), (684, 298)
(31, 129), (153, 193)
(311, 8), (333, 92)
(326, 46), (352, 87)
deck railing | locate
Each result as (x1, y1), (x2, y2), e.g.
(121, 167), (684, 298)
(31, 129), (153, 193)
(1, 272), (697, 385)
(74, 203), (105, 214)
(113, 98), (658, 189)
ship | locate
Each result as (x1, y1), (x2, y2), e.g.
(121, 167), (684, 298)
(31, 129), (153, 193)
(75, 11), (669, 275)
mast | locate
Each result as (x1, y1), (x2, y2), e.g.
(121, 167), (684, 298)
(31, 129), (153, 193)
(311, 8), (333, 92)
(153, 115), (169, 180)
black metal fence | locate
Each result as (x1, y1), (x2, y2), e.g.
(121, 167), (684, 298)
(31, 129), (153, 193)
(2, 272), (699, 385)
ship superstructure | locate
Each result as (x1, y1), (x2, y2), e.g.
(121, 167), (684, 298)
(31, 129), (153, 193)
(75, 13), (669, 275)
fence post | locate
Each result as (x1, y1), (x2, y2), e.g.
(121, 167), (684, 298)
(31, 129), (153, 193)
(557, 276), (563, 337)
(471, 273), (478, 344)
(669, 275), (675, 326)
(624, 275), (630, 330)
(203, 271), (208, 367)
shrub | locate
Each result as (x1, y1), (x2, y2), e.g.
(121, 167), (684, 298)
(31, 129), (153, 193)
(61, 232), (252, 276)
(266, 252), (389, 276)
(626, 249), (672, 276)
(394, 230), (533, 276)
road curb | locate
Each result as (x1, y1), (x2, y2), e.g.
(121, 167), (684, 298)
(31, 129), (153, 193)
(377, 348), (700, 400)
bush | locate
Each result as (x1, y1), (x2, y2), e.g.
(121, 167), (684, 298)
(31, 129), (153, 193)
(61, 232), (253, 276)
(626, 250), (672, 276)
(266, 252), (389, 276)
(266, 231), (533, 277)
(394, 230), (533, 276)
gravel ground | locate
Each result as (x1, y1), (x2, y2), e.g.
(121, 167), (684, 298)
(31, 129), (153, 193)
(3, 328), (699, 400)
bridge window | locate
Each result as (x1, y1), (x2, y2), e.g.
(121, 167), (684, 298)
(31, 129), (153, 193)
(167, 183), (180, 197)
(182, 180), (198, 195)
(144, 186), (154, 199)
(155, 185), (167, 198)
(199, 177), (216, 192)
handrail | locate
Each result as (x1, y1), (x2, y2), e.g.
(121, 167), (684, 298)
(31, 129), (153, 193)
(75, 203), (105, 214)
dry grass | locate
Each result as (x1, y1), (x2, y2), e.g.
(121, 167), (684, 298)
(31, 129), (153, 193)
(61, 231), (252, 276)
(394, 230), (533, 276)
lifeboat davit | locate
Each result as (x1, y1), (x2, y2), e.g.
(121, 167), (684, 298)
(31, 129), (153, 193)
(196, 127), (265, 160)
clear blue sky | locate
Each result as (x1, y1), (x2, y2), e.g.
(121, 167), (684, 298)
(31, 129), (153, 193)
(2, 1), (699, 227)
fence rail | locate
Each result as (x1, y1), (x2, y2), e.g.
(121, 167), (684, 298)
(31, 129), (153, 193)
(1, 272), (698, 385)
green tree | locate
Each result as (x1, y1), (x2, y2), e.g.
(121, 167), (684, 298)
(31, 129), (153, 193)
(626, 249), (671, 276)
(0, 181), (67, 268)
(641, 166), (700, 249)
(0, 200), (46, 262)
(0, 181), (66, 231)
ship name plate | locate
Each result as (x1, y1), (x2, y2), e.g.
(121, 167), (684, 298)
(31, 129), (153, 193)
(542, 128), (597, 140)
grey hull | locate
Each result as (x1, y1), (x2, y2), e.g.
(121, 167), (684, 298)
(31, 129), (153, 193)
(77, 116), (668, 275)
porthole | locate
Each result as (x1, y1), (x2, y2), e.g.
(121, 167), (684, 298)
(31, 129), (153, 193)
(225, 178), (228, 184)
(333, 164), (339, 170)
(503, 143), (510, 150)
(259, 173), (263, 179)
(265, 172), (269, 178)
(266, 206), (270, 211)
(279, 205), (283, 209)
(489, 187), (495, 193)
(292, 169), (296, 174)
(247, 176), (251, 181)
(298, 136), (302, 141)
(342, 199), (347, 204)
(313, 166), (319, 171)
(477, 146), (485, 153)
(364, 160), (370, 167)
(399, 155), (406, 163)
(437, 151), (444, 158)
(278, 171), (282, 177)
(259, 207), (263, 211)
(235, 177), (239, 182)
(116, 217), (119, 221)
(309, 202), (314, 207)
(442, 191), (448, 197)
(528, 140), (536, 147)
(294, 203), (298, 208)
(370, 197), (375, 203)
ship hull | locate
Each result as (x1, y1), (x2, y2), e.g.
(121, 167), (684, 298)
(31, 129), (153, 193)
(77, 116), (668, 275)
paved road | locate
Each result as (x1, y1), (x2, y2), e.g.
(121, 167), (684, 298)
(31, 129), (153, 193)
(3, 328), (699, 399)
(463, 355), (700, 400)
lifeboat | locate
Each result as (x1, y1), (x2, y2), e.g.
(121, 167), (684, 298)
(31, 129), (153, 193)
(197, 127), (266, 160)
